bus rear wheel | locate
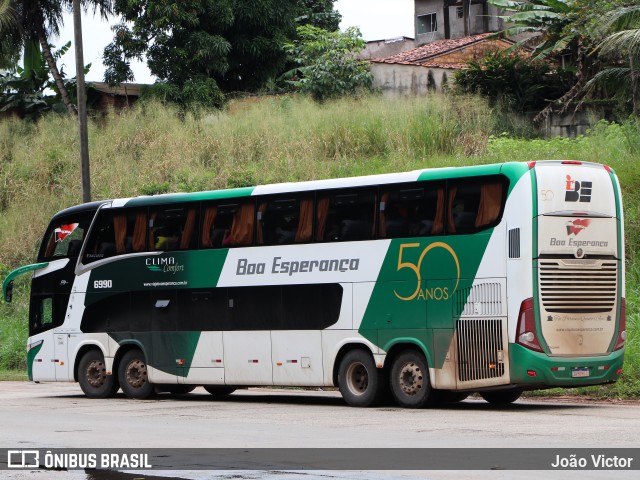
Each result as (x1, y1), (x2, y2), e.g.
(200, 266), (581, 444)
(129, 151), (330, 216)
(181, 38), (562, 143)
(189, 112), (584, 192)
(390, 351), (433, 408)
(338, 349), (383, 407)
(78, 349), (119, 398)
(118, 349), (154, 399)
(204, 386), (237, 397)
(480, 389), (522, 405)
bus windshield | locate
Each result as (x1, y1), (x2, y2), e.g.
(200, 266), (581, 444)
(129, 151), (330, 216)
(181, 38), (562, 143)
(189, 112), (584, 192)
(38, 211), (96, 261)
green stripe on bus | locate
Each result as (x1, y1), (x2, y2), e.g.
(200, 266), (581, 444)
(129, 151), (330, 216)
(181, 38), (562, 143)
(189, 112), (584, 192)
(124, 187), (255, 207)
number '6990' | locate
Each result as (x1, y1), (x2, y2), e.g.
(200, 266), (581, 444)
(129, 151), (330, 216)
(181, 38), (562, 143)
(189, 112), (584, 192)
(93, 280), (112, 289)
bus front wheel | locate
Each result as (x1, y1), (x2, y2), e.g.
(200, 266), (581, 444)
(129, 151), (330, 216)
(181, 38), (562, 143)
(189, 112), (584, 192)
(78, 349), (119, 399)
(204, 386), (237, 397)
(118, 349), (154, 399)
(389, 351), (433, 408)
(480, 389), (522, 405)
(338, 349), (383, 407)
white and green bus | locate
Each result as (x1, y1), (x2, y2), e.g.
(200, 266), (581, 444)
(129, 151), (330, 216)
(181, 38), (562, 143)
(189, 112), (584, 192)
(3, 161), (626, 407)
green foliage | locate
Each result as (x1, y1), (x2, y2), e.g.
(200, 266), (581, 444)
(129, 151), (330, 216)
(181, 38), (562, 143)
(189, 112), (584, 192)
(489, 0), (638, 117)
(589, 4), (640, 115)
(489, 0), (579, 61)
(455, 52), (575, 113)
(0, 41), (88, 119)
(284, 25), (372, 101)
(142, 77), (225, 112)
(296, 0), (341, 32)
(105, 0), (301, 102)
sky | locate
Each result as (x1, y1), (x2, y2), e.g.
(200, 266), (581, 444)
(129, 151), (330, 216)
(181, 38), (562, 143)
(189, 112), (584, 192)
(54, 0), (415, 84)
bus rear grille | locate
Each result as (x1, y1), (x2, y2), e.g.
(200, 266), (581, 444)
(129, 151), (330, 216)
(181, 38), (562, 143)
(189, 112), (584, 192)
(456, 319), (505, 382)
(539, 260), (617, 313)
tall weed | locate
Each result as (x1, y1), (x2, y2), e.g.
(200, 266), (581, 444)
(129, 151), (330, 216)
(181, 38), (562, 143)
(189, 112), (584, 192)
(0, 96), (639, 396)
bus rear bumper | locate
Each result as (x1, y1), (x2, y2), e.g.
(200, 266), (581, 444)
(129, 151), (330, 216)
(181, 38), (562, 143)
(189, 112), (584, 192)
(509, 344), (624, 387)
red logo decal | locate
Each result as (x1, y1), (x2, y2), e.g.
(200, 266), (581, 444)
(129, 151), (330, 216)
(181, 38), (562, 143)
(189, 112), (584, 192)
(54, 223), (79, 242)
(566, 219), (590, 236)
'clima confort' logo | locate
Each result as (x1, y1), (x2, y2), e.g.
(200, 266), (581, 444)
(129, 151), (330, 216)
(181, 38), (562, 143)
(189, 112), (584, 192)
(145, 257), (184, 274)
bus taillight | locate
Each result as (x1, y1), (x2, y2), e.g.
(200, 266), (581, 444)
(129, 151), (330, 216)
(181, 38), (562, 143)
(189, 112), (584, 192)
(614, 298), (626, 351)
(516, 298), (543, 352)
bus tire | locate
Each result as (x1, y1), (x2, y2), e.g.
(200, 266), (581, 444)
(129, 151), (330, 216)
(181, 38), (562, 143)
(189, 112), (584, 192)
(480, 389), (522, 405)
(157, 385), (196, 396)
(389, 351), (433, 408)
(433, 390), (469, 403)
(118, 349), (154, 399)
(78, 349), (119, 399)
(204, 386), (236, 397)
(338, 349), (383, 407)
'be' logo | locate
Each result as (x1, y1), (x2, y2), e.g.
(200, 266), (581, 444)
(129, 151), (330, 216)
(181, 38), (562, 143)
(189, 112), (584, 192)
(565, 175), (592, 202)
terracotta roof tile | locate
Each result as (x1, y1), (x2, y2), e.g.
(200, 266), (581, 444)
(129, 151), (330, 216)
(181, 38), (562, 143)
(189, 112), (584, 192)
(371, 33), (494, 65)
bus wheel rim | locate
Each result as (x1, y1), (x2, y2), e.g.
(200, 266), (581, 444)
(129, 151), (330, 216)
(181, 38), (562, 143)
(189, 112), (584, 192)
(346, 362), (368, 396)
(86, 360), (106, 388)
(126, 359), (147, 388)
(398, 362), (423, 396)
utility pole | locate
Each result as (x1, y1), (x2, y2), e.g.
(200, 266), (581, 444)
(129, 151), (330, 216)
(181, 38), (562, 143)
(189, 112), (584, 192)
(73, 0), (91, 203)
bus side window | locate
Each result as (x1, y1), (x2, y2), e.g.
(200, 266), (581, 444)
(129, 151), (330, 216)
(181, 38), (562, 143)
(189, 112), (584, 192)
(149, 206), (198, 251)
(29, 296), (66, 336)
(202, 201), (254, 248)
(83, 209), (147, 263)
(257, 195), (313, 246)
(447, 179), (504, 234)
(316, 189), (376, 242)
(379, 183), (445, 238)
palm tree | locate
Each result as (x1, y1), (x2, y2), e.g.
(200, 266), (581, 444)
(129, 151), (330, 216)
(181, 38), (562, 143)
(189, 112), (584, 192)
(0, 0), (112, 115)
(488, 0), (601, 121)
(590, 4), (640, 116)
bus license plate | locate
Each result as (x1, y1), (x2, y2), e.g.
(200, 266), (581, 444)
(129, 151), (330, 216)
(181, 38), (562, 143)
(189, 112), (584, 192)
(572, 368), (590, 378)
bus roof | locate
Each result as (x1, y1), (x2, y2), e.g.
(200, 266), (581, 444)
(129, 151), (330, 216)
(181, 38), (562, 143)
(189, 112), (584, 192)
(54, 161), (533, 215)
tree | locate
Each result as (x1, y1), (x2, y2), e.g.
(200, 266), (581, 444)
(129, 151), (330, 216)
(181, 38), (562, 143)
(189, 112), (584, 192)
(104, 0), (310, 105)
(489, 0), (637, 118)
(0, 41), (85, 118)
(297, 0), (341, 32)
(589, 4), (640, 115)
(284, 25), (372, 102)
(455, 51), (573, 113)
(0, 0), (20, 69)
(0, 0), (112, 115)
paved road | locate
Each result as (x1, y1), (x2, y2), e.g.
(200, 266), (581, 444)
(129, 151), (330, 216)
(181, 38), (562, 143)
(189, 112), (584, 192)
(0, 382), (638, 479)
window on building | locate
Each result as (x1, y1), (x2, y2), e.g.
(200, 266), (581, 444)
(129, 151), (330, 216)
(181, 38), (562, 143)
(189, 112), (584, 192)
(456, 7), (464, 19)
(417, 13), (437, 34)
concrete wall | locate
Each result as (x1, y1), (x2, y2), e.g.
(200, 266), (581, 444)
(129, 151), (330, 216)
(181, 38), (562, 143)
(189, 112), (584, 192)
(370, 63), (452, 96)
(361, 38), (416, 60)
(541, 110), (604, 138)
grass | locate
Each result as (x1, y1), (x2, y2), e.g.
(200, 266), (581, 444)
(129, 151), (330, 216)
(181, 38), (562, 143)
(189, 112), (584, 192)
(1, 94), (639, 397)
(0, 369), (28, 381)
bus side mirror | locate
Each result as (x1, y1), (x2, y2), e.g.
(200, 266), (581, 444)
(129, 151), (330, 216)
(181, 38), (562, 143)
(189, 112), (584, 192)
(4, 280), (13, 303)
